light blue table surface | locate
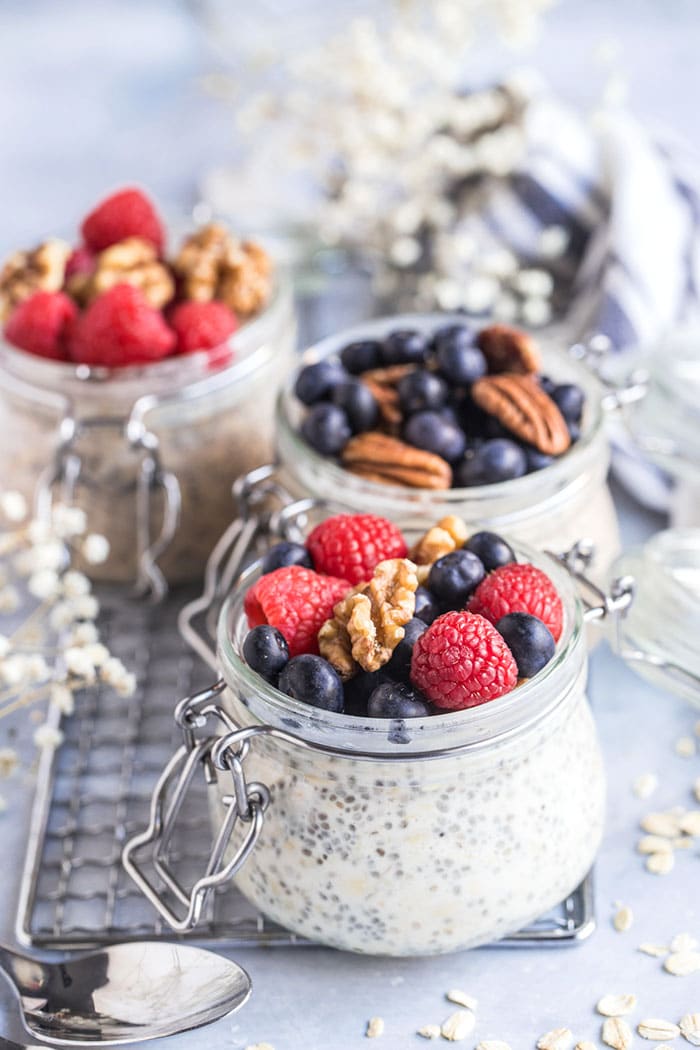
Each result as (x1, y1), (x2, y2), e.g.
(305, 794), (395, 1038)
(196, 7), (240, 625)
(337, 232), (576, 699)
(1, 2), (700, 1048)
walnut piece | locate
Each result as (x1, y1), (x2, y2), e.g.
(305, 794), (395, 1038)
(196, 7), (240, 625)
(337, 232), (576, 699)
(172, 223), (272, 316)
(71, 237), (175, 309)
(319, 558), (418, 677)
(410, 515), (469, 565)
(0, 239), (71, 320)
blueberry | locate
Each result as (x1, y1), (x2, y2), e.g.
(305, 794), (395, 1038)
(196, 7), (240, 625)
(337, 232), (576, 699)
(431, 322), (475, 353)
(495, 612), (556, 678)
(242, 625), (289, 683)
(552, 382), (585, 423)
(301, 403), (352, 455)
(414, 586), (442, 625)
(387, 617), (427, 681)
(382, 329), (429, 365)
(437, 405), (461, 427)
(331, 379), (379, 432)
(367, 681), (431, 719)
(403, 411), (466, 462)
(463, 530), (516, 572)
(261, 541), (313, 574)
(294, 360), (346, 405)
(343, 670), (390, 716)
(524, 446), (554, 472)
(435, 341), (487, 386)
(278, 654), (344, 712)
(428, 549), (485, 607)
(340, 339), (383, 374)
(455, 438), (527, 485)
(397, 369), (448, 415)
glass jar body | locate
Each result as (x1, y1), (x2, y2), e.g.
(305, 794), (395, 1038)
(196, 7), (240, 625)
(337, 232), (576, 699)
(275, 315), (620, 576)
(0, 280), (296, 584)
(211, 548), (605, 956)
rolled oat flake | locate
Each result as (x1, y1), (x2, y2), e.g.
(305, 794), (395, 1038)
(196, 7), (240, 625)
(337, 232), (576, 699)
(441, 1011), (475, 1042)
(664, 950), (700, 975)
(602, 1017), (634, 1050)
(597, 994), (638, 1017)
(537, 1029), (573, 1050)
(680, 1013), (700, 1046)
(637, 1019), (681, 1041)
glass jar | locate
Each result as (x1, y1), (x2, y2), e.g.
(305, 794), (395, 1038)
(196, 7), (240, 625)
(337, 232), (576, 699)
(275, 314), (621, 577)
(123, 531), (616, 957)
(0, 275), (296, 590)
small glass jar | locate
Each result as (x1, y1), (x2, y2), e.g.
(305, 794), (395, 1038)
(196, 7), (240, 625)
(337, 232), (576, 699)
(0, 275), (296, 588)
(275, 314), (621, 576)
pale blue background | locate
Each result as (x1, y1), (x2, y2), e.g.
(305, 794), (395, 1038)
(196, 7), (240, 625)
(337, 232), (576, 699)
(1, 3), (700, 1048)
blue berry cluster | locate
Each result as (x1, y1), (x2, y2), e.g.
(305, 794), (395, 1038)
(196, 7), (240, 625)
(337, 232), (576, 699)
(294, 323), (585, 486)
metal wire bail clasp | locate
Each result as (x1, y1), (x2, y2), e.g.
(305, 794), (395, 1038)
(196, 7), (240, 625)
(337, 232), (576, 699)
(549, 539), (635, 624)
(569, 334), (649, 412)
(122, 679), (271, 933)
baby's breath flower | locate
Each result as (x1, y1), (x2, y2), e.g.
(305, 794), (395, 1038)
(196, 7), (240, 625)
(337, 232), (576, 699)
(24, 654), (50, 683)
(28, 568), (61, 601)
(82, 642), (110, 667)
(70, 594), (99, 621)
(67, 622), (99, 646)
(0, 491), (28, 522)
(64, 646), (97, 681)
(49, 601), (77, 631)
(16, 540), (65, 575)
(52, 503), (87, 538)
(81, 533), (110, 565)
(33, 723), (64, 751)
(27, 519), (52, 545)
(62, 570), (91, 598)
(50, 682), (75, 716)
(0, 747), (19, 777)
(1, 654), (29, 686)
(100, 657), (136, 696)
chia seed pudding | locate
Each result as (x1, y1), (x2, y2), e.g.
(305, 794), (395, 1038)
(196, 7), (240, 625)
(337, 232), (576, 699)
(212, 543), (605, 956)
(275, 314), (620, 577)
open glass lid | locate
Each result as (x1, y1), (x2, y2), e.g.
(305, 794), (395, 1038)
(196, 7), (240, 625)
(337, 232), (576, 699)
(610, 528), (700, 707)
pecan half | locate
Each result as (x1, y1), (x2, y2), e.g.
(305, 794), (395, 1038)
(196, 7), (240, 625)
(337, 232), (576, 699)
(0, 239), (71, 319)
(359, 365), (414, 430)
(341, 432), (452, 489)
(410, 515), (469, 565)
(319, 558), (417, 676)
(471, 373), (570, 455)
(477, 323), (541, 374)
(72, 237), (175, 309)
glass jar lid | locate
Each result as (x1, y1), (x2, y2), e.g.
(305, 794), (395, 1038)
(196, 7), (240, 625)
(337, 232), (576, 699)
(611, 528), (700, 707)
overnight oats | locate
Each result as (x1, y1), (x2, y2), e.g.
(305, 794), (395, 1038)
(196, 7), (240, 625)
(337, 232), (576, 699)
(0, 187), (295, 585)
(275, 315), (620, 575)
(210, 512), (606, 955)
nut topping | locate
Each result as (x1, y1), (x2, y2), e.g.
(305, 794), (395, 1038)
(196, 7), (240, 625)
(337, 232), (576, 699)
(360, 365), (415, 430)
(173, 223), (272, 316)
(477, 323), (541, 374)
(410, 515), (469, 565)
(318, 557), (417, 676)
(471, 373), (571, 455)
(341, 432), (452, 489)
(0, 239), (71, 319)
(71, 237), (175, 310)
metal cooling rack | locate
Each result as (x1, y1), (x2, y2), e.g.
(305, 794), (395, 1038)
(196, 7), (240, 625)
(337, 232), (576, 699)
(17, 588), (595, 951)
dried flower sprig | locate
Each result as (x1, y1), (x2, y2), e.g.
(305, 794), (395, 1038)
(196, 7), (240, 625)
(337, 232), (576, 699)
(0, 491), (135, 770)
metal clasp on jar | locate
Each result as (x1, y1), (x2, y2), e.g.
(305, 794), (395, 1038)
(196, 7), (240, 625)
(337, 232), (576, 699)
(569, 334), (650, 412)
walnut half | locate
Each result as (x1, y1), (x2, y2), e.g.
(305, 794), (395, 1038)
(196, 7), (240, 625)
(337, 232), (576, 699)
(318, 558), (418, 678)
(0, 239), (71, 320)
(172, 223), (272, 317)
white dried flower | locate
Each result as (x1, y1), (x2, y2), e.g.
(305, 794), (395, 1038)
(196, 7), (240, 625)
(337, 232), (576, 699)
(62, 571), (91, 598)
(0, 490), (28, 522)
(69, 594), (99, 621)
(1, 655), (29, 686)
(521, 296), (552, 326)
(82, 643), (110, 668)
(0, 747), (19, 778)
(25, 654), (50, 683)
(67, 622), (99, 646)
(64, 646), (97, 681)
(100, 657), (136, 696)
(538, 224), (569, 258)
(51, 503), (87, 538)
(16, 539), (65, 575)
(81, 533), (110, 565)
(50, 683), (75, 716)
(49, 601), (77, 630)
(28, 568), (61, 600)
(33, 723), (64, 751)
(27, 519), (51, 545)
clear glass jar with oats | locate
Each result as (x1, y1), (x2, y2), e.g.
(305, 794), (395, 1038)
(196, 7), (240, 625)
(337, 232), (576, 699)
(0, 190), (297, 588)
(275, 314), (620, 577)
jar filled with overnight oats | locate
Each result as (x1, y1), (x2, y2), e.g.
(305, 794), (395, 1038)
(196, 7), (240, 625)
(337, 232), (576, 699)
(209, 542), (605, 957)
(274, 315), (621, 578)
(0, 275), (296, 587)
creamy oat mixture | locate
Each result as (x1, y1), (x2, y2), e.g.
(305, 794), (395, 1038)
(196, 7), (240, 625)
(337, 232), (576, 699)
(213, 683), (604, 956)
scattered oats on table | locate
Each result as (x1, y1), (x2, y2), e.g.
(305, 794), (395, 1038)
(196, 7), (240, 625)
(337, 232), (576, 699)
(669, 932), (698, 953)
(646, 852), (675, 875)
(613, 905), (634, 931)
(641, 812), (682, 837)
(676, 736), (697, 758)
(602, 1017), (634, 1050)
(366, 1017), (384, 1038)
(637, 1019), (681, 1041)
(477, 1042), (513, 1050)
(680, 1013), (700, 1045)
(679, 810), (700, 836)
(446, 989), (478, 1010)
(638, 943), (669, 957)
(441, 1010), (476, 1041)
(575, 1043), (598, 1050)
(664, 950), (700, 975)
(633, 772), (659, 799)
(637, 834), (674, 855)
(245, 1044), (275, 1050)
(597, 994), (637, 1017)
(417, 1024), (442, 1039)
(537, 1028), (573, 1050)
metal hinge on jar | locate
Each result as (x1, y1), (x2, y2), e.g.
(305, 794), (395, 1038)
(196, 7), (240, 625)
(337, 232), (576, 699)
(569, 334), (650, 411)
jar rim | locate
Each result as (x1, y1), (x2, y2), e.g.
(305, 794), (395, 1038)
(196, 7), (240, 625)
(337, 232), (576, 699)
(216, 537), (585, 759)
(275, 312), (606, 508)
(0, 268), (292, 394)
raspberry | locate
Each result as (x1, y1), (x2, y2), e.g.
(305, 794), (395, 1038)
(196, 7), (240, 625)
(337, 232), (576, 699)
(468, 562), (563, 641)
(65, 246), (96, 281)
(68, 284), (176, 367)
(410, 610), (518, 709)
(81, 187), (165, 253)
(4, 291), (77, 360)
(170, 300), (238, 355)
(244, 565), (350, 658)
(306, 514), (407, 585)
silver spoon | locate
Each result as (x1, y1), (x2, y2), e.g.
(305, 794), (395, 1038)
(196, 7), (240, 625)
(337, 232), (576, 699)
(0, 940), (251, 1045)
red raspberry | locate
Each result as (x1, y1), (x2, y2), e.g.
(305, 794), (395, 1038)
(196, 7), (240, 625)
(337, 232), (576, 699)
(468, 562), (563, 641)
(306, 514), (408, 585)
(81, 187), (165, 253)
(410, 610), (518, 709)
(4, 291), (77, 360)
(65, 246), (96, 281)
(244, 565), (350, 658)
(68, 284), (176, 367)
(170, 300), (238, 355)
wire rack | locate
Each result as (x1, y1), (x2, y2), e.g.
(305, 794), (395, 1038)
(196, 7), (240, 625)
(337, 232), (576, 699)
(17, 587), (595, 951)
